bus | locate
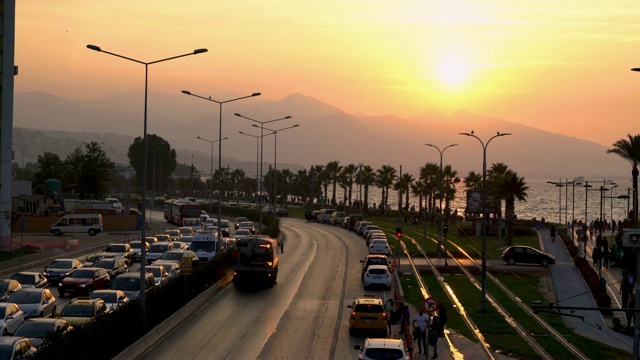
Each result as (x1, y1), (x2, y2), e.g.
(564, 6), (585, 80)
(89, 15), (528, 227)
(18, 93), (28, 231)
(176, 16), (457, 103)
(164, 199), (201, 226)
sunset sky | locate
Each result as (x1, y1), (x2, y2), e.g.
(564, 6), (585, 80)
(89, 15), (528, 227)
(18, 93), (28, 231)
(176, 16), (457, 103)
(14, 1), (640, 147)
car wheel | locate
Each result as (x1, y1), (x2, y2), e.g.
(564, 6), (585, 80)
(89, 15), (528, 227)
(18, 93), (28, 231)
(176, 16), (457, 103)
(88, 229), (96, 236)
(541, 259), (549, 267)
(53, 229), (62, 236)
(507, 258), (516, 265)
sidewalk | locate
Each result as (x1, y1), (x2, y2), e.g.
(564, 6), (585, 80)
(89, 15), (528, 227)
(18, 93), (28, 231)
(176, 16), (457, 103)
(541, 228), (633, 353)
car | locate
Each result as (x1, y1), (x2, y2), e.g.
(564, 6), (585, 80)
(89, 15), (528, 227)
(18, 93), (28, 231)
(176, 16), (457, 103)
(146, 266), (169, 286)
(171, 241), (189, 251)
(234, 217), (248, 230)
(329, 211), (346, 226)
(178, 226), (195, 236)
(0, 280), (21, 302)
(129, 240), (150, 262)
(200, 210), (209, 223)
(238, 221), (256, 234)
(12, 318), (73, 350)
(347, 295), (388, 336)
(366, 230), (385, 245)
(146, 242), (175, 264)
(58, 297), (109, 327)
(0, 303), (25, 336)
(83, 252), (120, 267)
(154, 234), (171, 243)
(218, 219), (230, 232)
(9, 272), (47, 289)
(88, 290), (129, 312)
(345, 215), (363, 230)
(155, 250), (200, 267)
(9, 288), (56, 319)
(368, 239), (391, 256)
(275, 207), (289, 217)
(234, 229), (252, 239)
(363, 265), (392, 290)
(164, 229), (182, 241)
(357, 221), (373, 236)
(104, 243), (134, 266)
(0, 336), (37, 359)
(145, 236), (159, 244)
(110, 272), (155, 301)
(363, 225), (380, 239)
(152, 261), (181, 279)
(320, 209), (336, 223)
(501, 245), (556, 266)
(57, 268), (111, 297)
(311, 210), (322, 222)
(43, 259), (83, 285)
(360, 255), (390, 281)
(353, 338), (411, 360)
(91, 257), (128, 278)
(180, 235), (194, 249)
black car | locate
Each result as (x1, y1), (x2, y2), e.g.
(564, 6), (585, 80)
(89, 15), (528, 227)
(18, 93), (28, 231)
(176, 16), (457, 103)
(360, 254), (390, 280)
(43, 259), (83, 285)
(501, 246), (556, 266)
(346, 215), (364, 231)
(92, 257), (129, 278)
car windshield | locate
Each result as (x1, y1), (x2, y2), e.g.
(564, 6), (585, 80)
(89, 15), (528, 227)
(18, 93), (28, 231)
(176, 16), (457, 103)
(70, 270), (94, 279)
(11, 273), (34, 285)
(107, 245), (126, 252)
(368, 258), (387, 266)
(363, 348), (404, 360)
(0, 283), (9, 293)
(156, 264), (175, 274)
(0, 344), (14, 359)
(371, 240), (387, 246)
(60, 304), (94, 317)
(48, 260), (73, 269)
(191, 242), (215, 252)
(129, 242), (145, 249)
(0, 308), (5, 318)
(149, 245), (168, 253)
(147, 268), (163, 277)
(111, 277), (139, 290)
(93, 260), (115, 269)
(14, 322), (54, 338)
(161, 252), (183, 261)
(368, 269), (388, 275)
(11, 291), (41, 304)
(90, 292), (116, 303)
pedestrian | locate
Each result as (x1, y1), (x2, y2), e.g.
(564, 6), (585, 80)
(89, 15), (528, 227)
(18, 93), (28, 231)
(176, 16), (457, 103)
(595, 234), (602, 251)
(592, 246), (601, 268)
(429, 315), (444, 359)
(621, 271), (633, 309)
(399, 303), (410, 334)
(412, 309), (429, 354)
(385, 299), (396, 334)
(627, 292), (636, 327)
(602, 247), (609, 268)
(550, 227), (556, 243)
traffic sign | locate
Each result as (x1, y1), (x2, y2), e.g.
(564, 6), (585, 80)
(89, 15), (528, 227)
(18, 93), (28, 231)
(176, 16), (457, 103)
(180, 257), (193, 275)
(422, 297), (439, 313)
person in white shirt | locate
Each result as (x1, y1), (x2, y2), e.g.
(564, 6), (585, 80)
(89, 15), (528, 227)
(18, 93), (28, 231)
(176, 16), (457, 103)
(412, 309), (430, 354)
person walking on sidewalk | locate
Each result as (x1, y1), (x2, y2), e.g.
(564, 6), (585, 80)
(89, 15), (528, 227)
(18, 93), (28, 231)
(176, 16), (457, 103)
(385, 299), (396, 334)
(627, 292), (636, 328)
(412, 309), (429, 355)
(550, 227), (556, 243)
(429, 315), (444, 359)
(399, 303), (410, 334)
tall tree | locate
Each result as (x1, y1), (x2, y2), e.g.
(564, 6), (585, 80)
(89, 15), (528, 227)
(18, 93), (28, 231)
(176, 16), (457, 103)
(325, 161), (343, 206)
(341, 164), (358, 207)
(33, 152), (64, 195)
(607, 134), (640, 224)
(357, 165), (376, 214)
(500, 170), (529, 245)
(442, 164), (461, 213)
(394, 173), (414, 211)
(487, 162), (510, 218)
(127, 134), (177, 192)
(463, 171), (482, 190)
(376, 164), (397, 215)
(61, 142), (115, 199)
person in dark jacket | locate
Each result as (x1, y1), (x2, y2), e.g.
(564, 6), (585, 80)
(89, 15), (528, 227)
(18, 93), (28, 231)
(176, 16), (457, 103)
(429, 315), (444, 359)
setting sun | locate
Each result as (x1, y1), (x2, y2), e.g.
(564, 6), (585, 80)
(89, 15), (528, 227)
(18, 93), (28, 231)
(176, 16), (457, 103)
(437, 56), (472, 86)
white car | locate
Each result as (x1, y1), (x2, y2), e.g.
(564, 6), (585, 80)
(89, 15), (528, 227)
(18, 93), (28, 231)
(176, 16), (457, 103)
(354, 338), (411, 360)
(363, 265), (391, 290)
(0, 303), (25, 336)
(234, 229), (252, 239)
(363, 225), (380, 239)
(153, 261), (180, 279)
(89, 290), (129, 311)
(368, 239), (391, 256)
(146, 266), (169, 286)
(146, 242), (175, 264)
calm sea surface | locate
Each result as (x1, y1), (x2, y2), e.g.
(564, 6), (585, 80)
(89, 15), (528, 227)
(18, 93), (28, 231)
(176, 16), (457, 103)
(348, 179), (633, 224)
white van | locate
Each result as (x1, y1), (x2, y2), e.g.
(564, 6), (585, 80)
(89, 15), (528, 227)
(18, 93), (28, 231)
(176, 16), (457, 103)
(50, 214), (103, 236)
(190, 231), (218, 261)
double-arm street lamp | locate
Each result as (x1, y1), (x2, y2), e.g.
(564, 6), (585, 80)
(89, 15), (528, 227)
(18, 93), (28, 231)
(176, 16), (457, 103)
(182, 91), (261, 248)
(459, 131), (511, 311)
(546, 180), (563, 225)
(425, 143), (457, 265)
(12, 142), (34, 180)
(261, 124), (300, 212)
(239, 131), (275, 209)
(196, 136), (228, 211)
(86, 44), (208, 326)
(235, 113), (292, 232)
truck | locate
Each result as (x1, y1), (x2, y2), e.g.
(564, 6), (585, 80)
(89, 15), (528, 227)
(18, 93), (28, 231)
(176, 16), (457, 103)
(232, 235), (279, 287)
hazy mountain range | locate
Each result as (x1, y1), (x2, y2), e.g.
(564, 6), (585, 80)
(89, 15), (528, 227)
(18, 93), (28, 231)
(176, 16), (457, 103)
(12, 90), (630, 181)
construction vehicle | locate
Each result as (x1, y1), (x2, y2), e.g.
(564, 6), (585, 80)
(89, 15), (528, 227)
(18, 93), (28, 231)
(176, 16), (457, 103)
(232, 235), (279, 287)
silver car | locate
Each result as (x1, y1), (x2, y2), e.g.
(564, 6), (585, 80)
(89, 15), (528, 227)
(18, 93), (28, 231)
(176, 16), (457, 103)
(0, 303), (25, 336)
(9, 288), (56, 319)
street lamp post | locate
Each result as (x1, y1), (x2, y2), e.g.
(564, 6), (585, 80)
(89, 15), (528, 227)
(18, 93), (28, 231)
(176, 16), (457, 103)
(86, 44), (207, 328)
(239, 131), (275, 210)
(610, 184), (618, 222)
(570, 179), (582, 242)
(182, 91), (260, 248)
(459, 131), (511, 311)
(196, 136), (228, 212)
(262, 124), (300, 213)
(425, 143), (457, 265)
(12, 142), (34, 180)
(235, 113), (292, 233)
(547, 180), (563, 225)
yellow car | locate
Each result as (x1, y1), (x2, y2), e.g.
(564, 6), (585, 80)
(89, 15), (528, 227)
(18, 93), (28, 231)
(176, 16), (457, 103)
(58, 297), (109, 327)
(347, 295), (388, 336)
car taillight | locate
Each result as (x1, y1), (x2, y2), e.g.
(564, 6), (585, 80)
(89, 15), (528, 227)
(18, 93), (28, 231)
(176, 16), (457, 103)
(382, 312), (387, 320)
(351, 311), (356, 319)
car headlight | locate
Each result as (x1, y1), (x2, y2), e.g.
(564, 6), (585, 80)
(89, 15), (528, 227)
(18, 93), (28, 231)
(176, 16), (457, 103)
(79, 284), (88, 287)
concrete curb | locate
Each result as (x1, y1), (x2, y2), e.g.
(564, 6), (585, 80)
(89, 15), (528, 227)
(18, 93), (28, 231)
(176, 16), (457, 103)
(112, 272), (233, 360)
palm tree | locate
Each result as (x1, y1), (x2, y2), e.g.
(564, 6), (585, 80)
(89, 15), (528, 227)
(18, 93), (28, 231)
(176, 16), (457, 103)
(501, 170), (529, 245)
(488, 162), (509, 218)
(420, 163), (439, 219)
(607, 134), (640, 224)
(358, 165), (376, 214)
(393, 173), (414, 211)
(464, 171), (482, 190)
(341, 164), (358, 207)
(376, 164), (397, 215)
(292, 168), (310, 206)
(442, 164), (461, 215)
(325, 161), (343, 206)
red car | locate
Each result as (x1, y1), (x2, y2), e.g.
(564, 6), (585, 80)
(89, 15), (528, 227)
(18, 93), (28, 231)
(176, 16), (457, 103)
(57, 268), (111, 297)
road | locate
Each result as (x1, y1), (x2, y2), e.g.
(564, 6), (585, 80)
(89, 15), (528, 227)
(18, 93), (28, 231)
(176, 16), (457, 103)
(138, 217), (396, 359)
